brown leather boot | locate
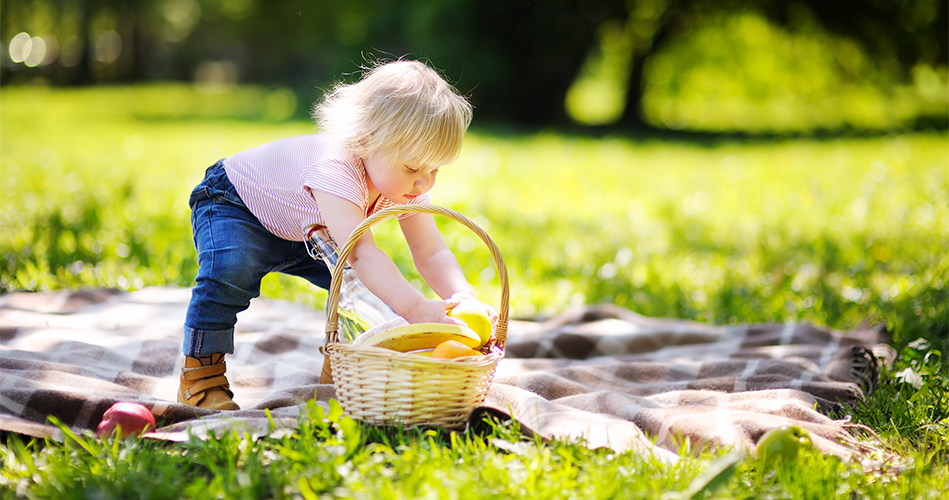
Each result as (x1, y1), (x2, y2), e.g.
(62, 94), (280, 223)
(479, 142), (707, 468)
(320, 356), (334, 384)
(177, 353), (240, 410)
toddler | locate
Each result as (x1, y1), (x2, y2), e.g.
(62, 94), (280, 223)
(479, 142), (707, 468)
(179, 59), (492, 410)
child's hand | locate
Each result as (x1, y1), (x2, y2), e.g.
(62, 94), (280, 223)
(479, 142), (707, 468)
(403, 298), (467, 326)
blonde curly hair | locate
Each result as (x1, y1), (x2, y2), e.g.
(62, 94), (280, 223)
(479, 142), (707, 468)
(313, 59), (473, 166)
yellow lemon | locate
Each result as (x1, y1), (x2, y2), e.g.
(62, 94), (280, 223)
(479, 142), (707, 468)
(448, 302), (492, 346)
(431, 340), (482, 359)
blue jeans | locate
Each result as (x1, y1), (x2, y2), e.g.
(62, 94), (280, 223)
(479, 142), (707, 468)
(183, 161), (332, 357)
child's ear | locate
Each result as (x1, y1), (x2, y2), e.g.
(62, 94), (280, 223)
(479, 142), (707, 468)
(351, 137), (370, 158)
(354, 132), (383, 156)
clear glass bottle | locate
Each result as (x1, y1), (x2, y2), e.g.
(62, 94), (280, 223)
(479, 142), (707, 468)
(306, 227), (403, 343)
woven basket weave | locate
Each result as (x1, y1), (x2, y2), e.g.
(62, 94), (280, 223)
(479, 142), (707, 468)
(321, 205), (509, 429)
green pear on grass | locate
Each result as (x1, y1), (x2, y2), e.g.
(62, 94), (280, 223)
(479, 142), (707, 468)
(756, 424), (813, 463)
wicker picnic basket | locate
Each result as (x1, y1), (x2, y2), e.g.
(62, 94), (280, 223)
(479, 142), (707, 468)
(321, 205), (509, 429)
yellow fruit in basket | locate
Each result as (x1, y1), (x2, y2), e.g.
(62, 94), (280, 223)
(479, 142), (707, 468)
(448, 302), (492, 346)
(431, 340), (483, 359)
(358, 323), (482, 352)
(406, 348), (435, 357)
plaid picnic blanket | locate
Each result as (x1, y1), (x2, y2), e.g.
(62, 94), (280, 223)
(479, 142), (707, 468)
(0, 287), (893, 464)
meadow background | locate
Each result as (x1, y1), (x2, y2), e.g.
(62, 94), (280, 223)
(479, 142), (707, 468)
(2, 84), (946, 349)
(2, 83), (948, 498)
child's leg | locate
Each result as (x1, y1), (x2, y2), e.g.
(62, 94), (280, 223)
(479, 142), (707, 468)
(183, 162), (277, 356)
(180, 161), (297, 409)
(276, 247), (335, 384)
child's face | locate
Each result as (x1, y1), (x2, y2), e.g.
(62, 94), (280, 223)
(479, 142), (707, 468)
(362, 149), (442, 203)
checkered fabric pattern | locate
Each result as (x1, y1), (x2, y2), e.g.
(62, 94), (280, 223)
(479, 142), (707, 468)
(0, 288), (892, 464)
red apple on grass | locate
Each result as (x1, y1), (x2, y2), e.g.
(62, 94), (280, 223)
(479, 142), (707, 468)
(97, 402), (155, 438)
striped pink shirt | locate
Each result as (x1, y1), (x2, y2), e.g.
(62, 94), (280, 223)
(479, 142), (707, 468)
(222, 134), (429, 241)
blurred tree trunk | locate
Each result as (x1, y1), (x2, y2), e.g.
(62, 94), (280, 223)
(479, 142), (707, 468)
(617, 0), (678, 129)
(427, 0), (615, 125)
(73, 0), (96, 85)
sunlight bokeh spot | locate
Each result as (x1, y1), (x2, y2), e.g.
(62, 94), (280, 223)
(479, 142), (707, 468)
(194, 60), (239, 92)
(9, 32), (32, 64)
(221, 0), (253, 19)
(23, 36), (47, 68)
(659, 102), (688, 130)
(598, 263), (617, 279)
(719, 156), (744, 183)
(59, 37), (84, 68)
(336, 12), (368, 46)
(479, 266), (495, 284)
(94, 31), (122, 63)
(39, 35), (60, 66)
(913, 64), (949, 106)
(615, 247), (633, 267)
(265, 88), (297, 121)
(162, 0), (201, 42)
(123, 135), (146, 160)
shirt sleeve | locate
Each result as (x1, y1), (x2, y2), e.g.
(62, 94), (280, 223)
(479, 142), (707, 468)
(303, 157), (368, 211)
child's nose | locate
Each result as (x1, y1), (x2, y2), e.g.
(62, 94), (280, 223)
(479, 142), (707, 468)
(415, 174), (432, 189)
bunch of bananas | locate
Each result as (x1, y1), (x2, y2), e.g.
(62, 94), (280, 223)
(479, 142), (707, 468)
(355, 323), (484, 359)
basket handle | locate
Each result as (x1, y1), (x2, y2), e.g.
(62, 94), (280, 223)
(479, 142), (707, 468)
(323, 205), (509, 350)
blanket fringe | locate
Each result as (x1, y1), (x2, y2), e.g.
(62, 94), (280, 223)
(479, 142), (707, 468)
(839, 422), (905, 474)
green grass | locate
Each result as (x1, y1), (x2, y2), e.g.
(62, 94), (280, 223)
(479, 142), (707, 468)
(1, 84), (948, 498)
(1, 400), (947, 499)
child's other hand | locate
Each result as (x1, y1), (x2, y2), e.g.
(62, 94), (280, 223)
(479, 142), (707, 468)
(404, 298), (467, 326)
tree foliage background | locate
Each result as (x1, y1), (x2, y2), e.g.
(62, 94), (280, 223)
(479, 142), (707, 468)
(2, 0), (947, 132)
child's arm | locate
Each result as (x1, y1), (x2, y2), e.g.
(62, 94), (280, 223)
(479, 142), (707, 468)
(400, 213), (499, 323)
(313, 191), (459, 324)
(398, 212), (472, 299)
